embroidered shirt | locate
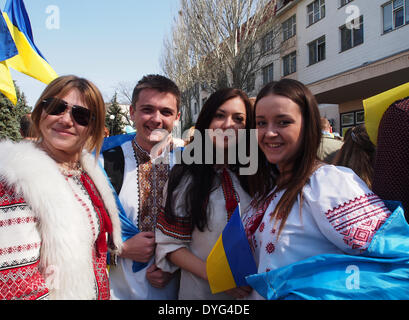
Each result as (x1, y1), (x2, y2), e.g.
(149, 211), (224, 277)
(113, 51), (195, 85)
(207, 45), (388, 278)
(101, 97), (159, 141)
(107, 139), (180, 300)
(155, 168), (252, 300)
(132, 140), (169, 232)
(0, 182), (48, 300)
(63, 171), (110, 300)
(242, 164), (392, 300)
(0, 170), (111, 300)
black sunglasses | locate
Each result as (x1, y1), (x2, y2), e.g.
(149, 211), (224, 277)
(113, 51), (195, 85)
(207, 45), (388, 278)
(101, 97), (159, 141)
(42, 97), (94, 126)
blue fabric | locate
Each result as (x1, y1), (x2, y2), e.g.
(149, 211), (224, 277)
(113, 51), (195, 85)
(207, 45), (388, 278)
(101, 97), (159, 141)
(115, 191), (148, 273)
(246, 201), (409, 300)
(0, 10), (17, 61)
(101, 133), (136, 153)
(101, 134), (182, 272)
(222, 206), (258, 287)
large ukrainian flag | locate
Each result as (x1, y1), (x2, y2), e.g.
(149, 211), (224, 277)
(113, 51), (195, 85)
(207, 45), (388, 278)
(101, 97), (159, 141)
(0, 9), (18, 104)
(2, 0), (57, 84)
(246, 201), (409, 300)
(206, 205), (257, 294)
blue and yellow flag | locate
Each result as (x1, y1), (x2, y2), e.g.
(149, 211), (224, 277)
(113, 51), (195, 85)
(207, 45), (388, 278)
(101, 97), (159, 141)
(246, 201), (409, 300)
(0, 9), (18, 104)
(2, 0), (57, 84)
(206, 205), (257, 294)
(363, 82), (409, 145)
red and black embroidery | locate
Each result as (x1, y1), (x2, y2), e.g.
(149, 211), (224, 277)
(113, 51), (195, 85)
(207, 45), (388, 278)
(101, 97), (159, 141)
(80, 172), (113, 257)
(156, 207), (192, 241)
(220, 168), (240, 221)
(326, 193), (391, 251)
(0, 261), (48, 300)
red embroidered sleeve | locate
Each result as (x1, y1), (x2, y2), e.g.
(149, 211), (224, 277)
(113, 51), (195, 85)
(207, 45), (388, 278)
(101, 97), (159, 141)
(156, 207), (192, 241)
(0, 182), (49, 300)
(325, 193), (391, 251)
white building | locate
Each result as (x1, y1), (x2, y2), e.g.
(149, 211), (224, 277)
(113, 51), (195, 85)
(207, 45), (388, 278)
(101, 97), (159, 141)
(188, 0), (409, 135)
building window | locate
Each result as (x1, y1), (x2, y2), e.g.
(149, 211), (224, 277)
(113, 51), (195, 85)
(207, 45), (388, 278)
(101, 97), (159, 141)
(307, 0), (325, 26)
(383, 0), (409, 33)
(282, 15), (296, 41)
(340, 0), (354, 7)
(308, 36), (326, 65)
(263, 63), (274, 85)
(340, 15), (364, 52)
(276, 0), (295, 12)
(261, 31), (274, 53)
(283, 51), (297, 76)
(340, 110), (364, 136)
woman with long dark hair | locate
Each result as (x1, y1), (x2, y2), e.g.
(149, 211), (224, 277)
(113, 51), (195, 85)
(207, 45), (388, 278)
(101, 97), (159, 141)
(243, 79), (393, 299)
(155, 88), (254, 299)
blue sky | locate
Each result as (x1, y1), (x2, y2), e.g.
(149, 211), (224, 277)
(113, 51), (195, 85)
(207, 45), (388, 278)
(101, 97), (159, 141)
(1, 0), (180, 106)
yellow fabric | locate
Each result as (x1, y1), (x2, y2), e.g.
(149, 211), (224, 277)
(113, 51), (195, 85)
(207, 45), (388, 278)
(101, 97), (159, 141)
(0, 60), (17, 104)
(363, 82), (409, 145)
(206, 235), (236, 294)
(3, 12), (57, 84)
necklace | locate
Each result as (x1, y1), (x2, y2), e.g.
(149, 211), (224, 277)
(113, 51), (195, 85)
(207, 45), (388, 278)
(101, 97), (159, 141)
(58, 161), (82, 178)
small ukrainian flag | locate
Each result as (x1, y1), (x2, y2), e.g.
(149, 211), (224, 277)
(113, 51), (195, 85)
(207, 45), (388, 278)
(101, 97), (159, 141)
(206, 205), (257, 294)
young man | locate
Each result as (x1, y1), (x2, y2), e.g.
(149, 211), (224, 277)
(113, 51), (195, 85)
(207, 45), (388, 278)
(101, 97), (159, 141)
(102, 74), (182, 299)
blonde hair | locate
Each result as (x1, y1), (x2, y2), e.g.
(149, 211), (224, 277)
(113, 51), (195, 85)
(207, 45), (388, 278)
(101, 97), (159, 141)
(31, 75), (106, 156)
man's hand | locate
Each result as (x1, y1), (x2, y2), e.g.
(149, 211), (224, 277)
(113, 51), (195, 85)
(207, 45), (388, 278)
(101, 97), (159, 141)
(146, 264), (174, 288)
(119, 231), (155, 263)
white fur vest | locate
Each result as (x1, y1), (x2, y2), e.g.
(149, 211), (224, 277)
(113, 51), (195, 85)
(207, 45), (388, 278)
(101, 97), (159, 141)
(0, 140), (122, 300)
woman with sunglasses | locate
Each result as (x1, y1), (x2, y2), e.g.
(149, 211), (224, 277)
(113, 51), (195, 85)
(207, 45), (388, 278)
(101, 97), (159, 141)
(0, 75), (122, 300)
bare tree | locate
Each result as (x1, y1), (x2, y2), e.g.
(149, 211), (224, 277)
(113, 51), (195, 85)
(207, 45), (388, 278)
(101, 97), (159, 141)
(162, 0), (282, 93)
(161, 10), (201, 130)
(112, 81), (137, 126)
(161, 0), (285, 129)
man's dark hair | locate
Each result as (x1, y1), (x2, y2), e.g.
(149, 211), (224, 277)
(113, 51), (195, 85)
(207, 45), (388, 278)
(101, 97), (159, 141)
(131, 74), (181, 111)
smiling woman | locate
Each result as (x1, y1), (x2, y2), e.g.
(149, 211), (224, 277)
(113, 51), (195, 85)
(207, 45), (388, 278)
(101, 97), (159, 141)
(242, 79), (395, 300)
(0, 75), (122, 300)
(155, 88), (255, 300)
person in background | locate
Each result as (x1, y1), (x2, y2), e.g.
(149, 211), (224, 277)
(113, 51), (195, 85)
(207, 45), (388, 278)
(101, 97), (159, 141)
(317, 117), (343, 163)
(155, 88), (254, 300)
(101, 74), (182, 300)
(0, 75), (122, 300)
(332, 124), (376, 189)
(19, 113), (35, 140)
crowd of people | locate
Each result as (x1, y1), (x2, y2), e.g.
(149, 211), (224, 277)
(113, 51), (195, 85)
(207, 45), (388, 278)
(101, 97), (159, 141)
(0, 74), (408, 300)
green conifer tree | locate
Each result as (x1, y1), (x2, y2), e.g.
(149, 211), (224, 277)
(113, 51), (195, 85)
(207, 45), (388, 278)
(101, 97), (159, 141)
(105, 92), (127, 136)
